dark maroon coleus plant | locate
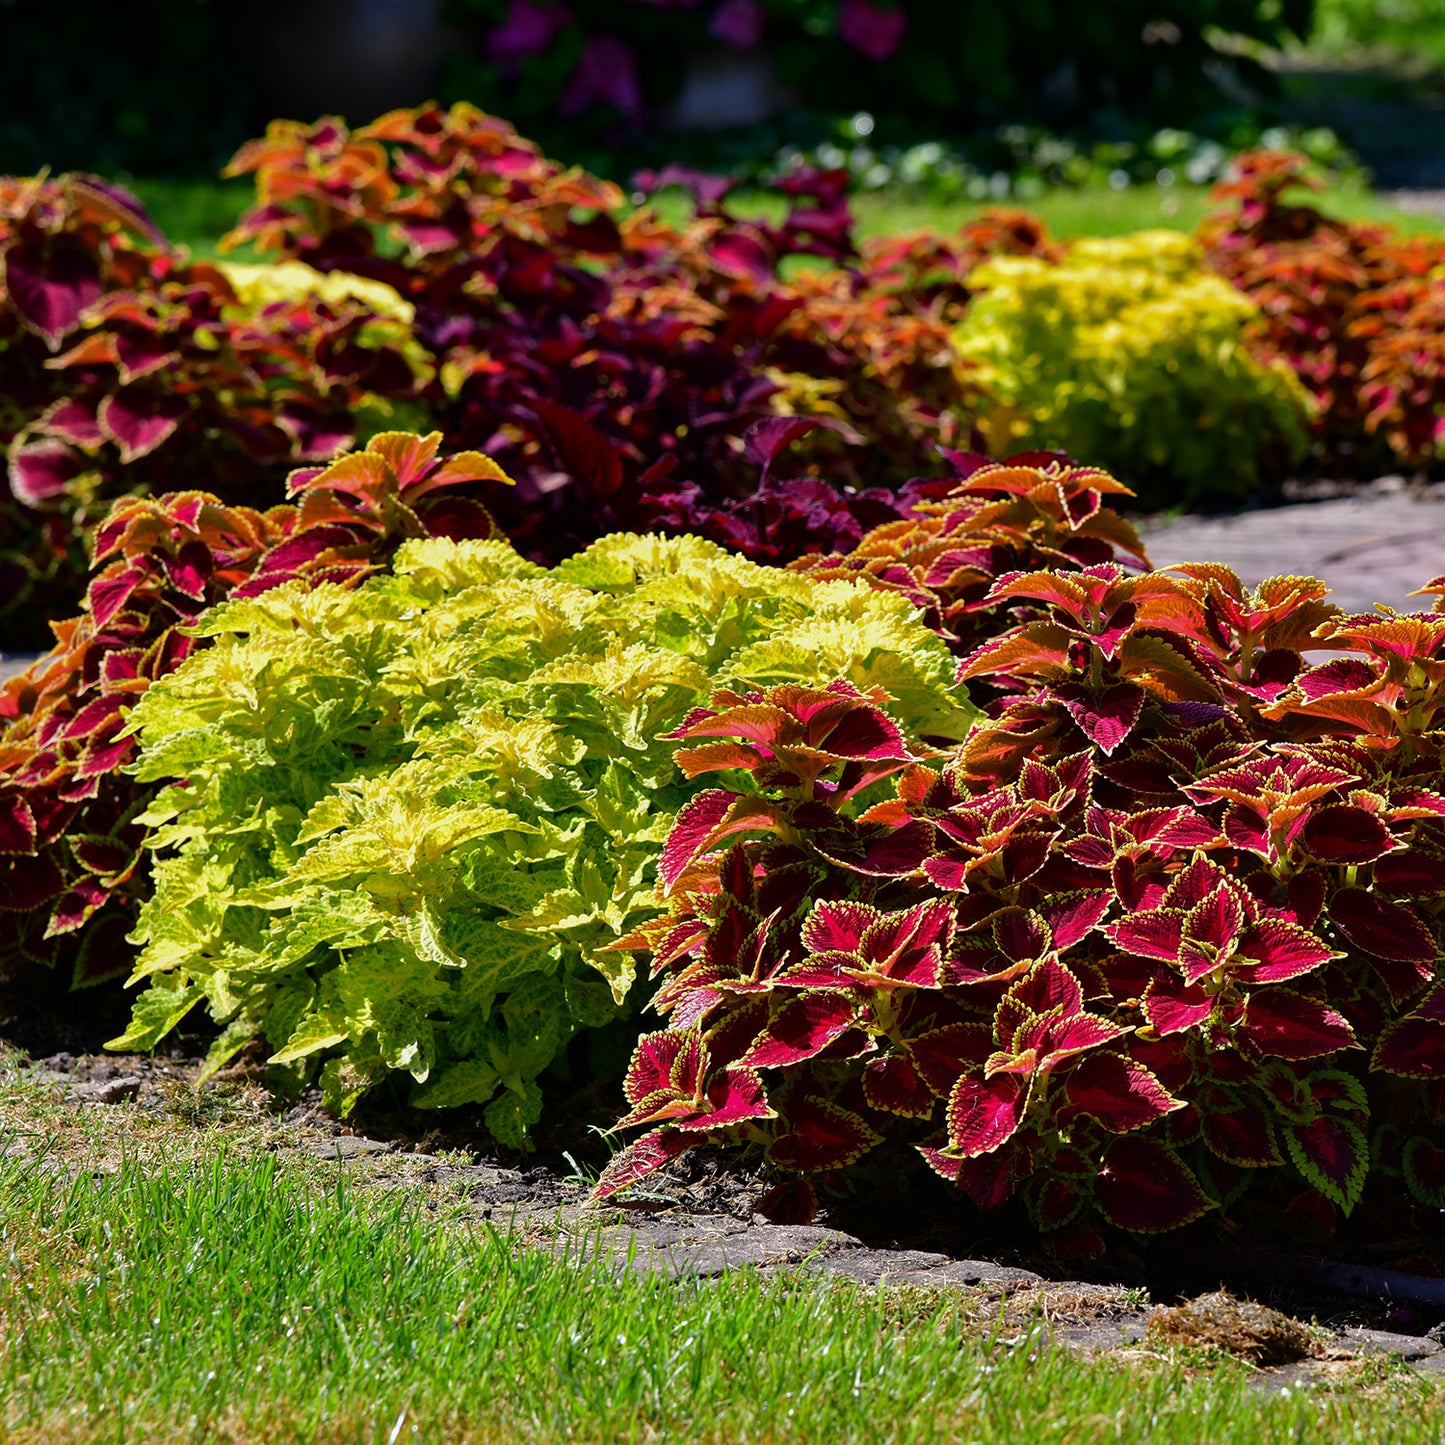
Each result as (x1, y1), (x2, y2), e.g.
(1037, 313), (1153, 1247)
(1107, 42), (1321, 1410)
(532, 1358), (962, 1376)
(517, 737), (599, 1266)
(597, 549), (1445, 1244)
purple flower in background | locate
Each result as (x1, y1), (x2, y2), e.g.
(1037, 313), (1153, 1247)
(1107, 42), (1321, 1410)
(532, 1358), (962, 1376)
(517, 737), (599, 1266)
(560, 35), (645, 122)
(837, 0), (907, 61)
(486, 0), (572, 72)
(709, 0), (766, 49)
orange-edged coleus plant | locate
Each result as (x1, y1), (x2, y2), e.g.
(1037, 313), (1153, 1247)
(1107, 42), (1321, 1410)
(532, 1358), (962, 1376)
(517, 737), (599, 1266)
(790, 452), (1151, 660)
(0, 169), (426, 650)
(596, 560), (1445, 1245)
(0, 432), (509, 988)
(0, 173), (169, 646)
(1200, 148), (1445, 472)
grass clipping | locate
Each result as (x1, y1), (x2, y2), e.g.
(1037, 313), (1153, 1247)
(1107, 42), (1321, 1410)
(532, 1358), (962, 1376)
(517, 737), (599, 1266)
(1147, 1292), (1314, 1365)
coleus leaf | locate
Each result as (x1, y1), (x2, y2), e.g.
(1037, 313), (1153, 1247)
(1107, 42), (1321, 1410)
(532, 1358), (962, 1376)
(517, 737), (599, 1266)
(1094, 1137), (1212, 1233)
(591, 1127), (691, 1199)
(1282, 1115), (1368, 1214)
(766, 1096), (882, 1172)
(1401, 1136), (1445, 1209)
(1330, 889), (1438, 964)
(946, 1073), (1025, 1157)
(1062, 1053), (1180, 1132)
(1238, 989), (1357, 1060)
(1053, 682), (1145, 755)
(738, 995), (859, 1069)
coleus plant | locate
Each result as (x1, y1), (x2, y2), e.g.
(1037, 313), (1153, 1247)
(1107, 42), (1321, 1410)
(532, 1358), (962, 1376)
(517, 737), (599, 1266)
(0, 432), (508, 989)
(1199, 148), (1445, 472)
(118, 529), (975, 1142)
(218, 103), (987, 562)
(0, 170), (426, 650)
(597, 557), (1445, 1243)
(790, 452), (1151, 660)
(0, 173), (169, 646)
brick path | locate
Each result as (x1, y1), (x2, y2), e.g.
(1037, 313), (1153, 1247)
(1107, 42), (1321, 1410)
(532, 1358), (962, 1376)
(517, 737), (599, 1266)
(1139, 488), (1445, 615)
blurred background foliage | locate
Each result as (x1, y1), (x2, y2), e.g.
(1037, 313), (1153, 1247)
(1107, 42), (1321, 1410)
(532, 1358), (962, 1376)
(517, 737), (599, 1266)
(0, 0), (1429, 182)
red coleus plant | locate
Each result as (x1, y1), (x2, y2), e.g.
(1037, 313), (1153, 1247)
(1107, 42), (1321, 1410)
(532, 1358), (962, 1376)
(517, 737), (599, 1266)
(0, 170), (425, 651)
(790, 452), (1151, 659)
(1200, 148), (1445, 472)
(0, 432), (508, 987)
(598, 557), (1445, 1243)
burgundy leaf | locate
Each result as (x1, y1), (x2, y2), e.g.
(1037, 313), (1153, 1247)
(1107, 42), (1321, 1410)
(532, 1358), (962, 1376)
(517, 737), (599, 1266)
(1063, 1053), (1178, 1132)
(863, 1052), (936, 1117)
(1095, 1137), (1211, 1233)
(1240, 990), (1356, 1060)
(529, 399), (624, 500)
(0, 795), (37, 855)
(1331, 888), (1438, 963)
(1371, 1016), (1445, 1079)
(1300, 805), (1396, 864)
(767, 1096), (881, 1171)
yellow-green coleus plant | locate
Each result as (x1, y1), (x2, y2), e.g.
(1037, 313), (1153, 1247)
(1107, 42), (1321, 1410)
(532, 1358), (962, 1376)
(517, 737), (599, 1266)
(116, 532), (975, 1144)
(954, 231), (1311, 508)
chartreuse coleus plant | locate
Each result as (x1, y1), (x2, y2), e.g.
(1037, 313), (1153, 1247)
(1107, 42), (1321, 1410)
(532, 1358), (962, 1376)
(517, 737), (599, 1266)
(955, 231), (1311, 509)
(116, 530), (975, 1145)
(599, 559), (1445, 1242)
(0, 431), (506, 989)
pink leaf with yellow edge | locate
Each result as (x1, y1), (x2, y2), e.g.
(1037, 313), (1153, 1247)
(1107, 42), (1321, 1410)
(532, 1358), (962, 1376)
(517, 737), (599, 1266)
(1144, 980), (1215, 1036)
(946, 1073), (1025, 1157)
(1371, 1015), (1445, 1079)
(1300, 805), (1396, 864)
(676, 1067), (772, 1132)
(1105, 909), (1186, 962)
(9, 437), (85, 505)
(800, 900), (879, 954)
(767, 1096), (882, 1171)
(737, 995), (858, 1069)
(908, 1023), (993, 1096)
(5, 241), (101, 346)
(98, 392), (187, 463)
(623, 1029), (691, 1106)
(590, 1128), (691, 1199)
(1239, 990), (1356, 1060)
(1374, 850), (1445, 896)
(660, 789), (774, 891)
(1233, 919), (1339, 983)
(1041, 892), (1112, 949)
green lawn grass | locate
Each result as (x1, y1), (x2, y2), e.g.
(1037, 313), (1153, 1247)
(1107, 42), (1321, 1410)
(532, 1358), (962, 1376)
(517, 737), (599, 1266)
(852, 180), (1445, 241)
(127, 175), (1445, 258)
(0, 1143), (1438, 1445)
